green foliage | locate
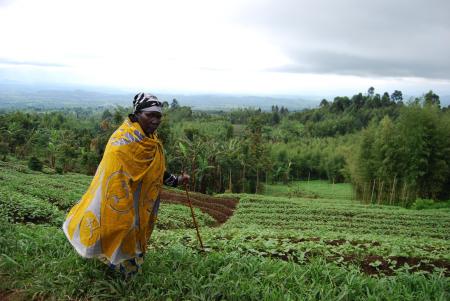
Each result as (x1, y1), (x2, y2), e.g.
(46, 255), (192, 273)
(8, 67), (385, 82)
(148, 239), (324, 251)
(1, 161), (450, 299)
(0, 160), (89, 211)
(2, 224), (448, 300)
(0, 141), (8, 160)
(2, 88), (450, 299)
(411, 199), (450, 211)
(391, 90), (403, 102)
(264, 180), (353, 200)
(170, 98), (180, 109)
(0, 88), (447, 199)
(157, 203), (216, 229)
(27, 156), (43, 171)
(0, 185), (63, 225)
(424, 90), (441, 108)
(269, 135), (353, 183)
(349, 105), (450, 204)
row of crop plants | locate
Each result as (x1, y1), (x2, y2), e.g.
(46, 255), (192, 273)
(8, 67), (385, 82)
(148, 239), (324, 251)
(150, 194), (450, 276)
(0, 161), (215, 230)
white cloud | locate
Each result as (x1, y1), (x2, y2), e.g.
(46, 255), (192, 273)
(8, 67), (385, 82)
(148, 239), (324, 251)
(1, 0), (450, 97)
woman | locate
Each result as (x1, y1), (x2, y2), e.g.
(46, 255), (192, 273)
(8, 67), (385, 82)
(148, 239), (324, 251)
(63, 92), (188, 276)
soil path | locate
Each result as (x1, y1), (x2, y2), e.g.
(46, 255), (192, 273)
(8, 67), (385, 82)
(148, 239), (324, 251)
(160, 190), (239, 224)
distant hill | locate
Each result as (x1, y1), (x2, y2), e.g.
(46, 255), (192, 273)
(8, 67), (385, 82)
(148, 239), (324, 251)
(0, 84), (130, 110)
(0, 84), (319, 111)
(1, 83), (448, 111)
(158, 94), (318, 111)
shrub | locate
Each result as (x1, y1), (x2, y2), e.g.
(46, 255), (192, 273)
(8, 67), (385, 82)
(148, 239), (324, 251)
(411, 199), (435, 210)
(411, 198), (450, 210)
(28, 156), (43, 172)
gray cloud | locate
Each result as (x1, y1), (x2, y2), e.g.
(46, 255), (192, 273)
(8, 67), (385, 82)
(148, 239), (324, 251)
(272, 50), (450, 79)
(237, 0), (450, 79)
(0, 58), (67, 68)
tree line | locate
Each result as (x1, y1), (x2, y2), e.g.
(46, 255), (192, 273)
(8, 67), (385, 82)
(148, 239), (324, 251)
(0, 88), (449, 204)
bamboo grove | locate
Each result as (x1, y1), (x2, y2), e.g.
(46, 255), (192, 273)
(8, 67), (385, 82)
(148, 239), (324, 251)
(0, 88), (449, 205)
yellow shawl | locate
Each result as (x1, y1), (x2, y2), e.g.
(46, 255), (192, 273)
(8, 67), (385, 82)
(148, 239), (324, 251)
(63, 118), (165, 264)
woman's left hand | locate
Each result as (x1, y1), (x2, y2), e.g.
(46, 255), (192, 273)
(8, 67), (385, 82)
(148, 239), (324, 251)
(178, 172), (190, 185)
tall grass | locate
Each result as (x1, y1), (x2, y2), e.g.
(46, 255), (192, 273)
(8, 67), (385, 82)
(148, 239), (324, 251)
(1, 223), (449, 300)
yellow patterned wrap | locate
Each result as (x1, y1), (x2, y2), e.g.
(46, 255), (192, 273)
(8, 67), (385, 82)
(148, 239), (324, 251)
(62, 118), (165, 265)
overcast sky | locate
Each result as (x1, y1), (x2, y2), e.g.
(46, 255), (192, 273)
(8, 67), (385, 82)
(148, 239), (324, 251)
(1, 0), (449, 98)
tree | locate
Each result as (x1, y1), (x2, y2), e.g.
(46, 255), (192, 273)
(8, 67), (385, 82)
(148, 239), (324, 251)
(423, 90), (440, 108)
(381, 92), (391, 106)
(244, 114), (270, 193)
(280, 106), (289, 116)
(170, 98), (180, 110)
(319, 99), (329, 108)
(391, 90), (403, 102)
(112, 107), (127, 126)
(220, 138), (241, 192)
(351, 93), (365, 110)
(331, 96), (351, 113)
(368, 87), (375, 97)
(0, 141), (8, 160)
(101, 109), (113, 121)
(47, 130), (61, 169)
(271, 111), (281, 125)
(371, 94), (381, 108)
(81, 149), (100, 175)
(350, 104), (450, 203)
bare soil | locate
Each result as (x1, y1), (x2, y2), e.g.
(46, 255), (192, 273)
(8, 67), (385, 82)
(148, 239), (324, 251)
(161, 190), (239, 224)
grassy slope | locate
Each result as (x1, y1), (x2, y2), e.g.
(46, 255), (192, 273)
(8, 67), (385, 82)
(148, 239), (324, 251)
(0, 161), (449, 300)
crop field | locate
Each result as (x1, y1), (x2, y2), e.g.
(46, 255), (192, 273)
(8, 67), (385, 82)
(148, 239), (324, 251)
(1, 161), (449, 300)
(264, 180), (353, 200)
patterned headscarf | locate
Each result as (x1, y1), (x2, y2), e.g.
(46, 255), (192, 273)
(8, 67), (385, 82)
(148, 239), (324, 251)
(133, 92), (162, 114)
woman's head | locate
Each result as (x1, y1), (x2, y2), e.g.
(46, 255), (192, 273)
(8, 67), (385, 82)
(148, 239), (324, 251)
(132, 92), (163, 136)
(133, 92), (162, 114)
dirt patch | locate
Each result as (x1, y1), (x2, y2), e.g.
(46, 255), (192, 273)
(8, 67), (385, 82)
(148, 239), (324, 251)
(342, 254), (450, 277)
(288, 237), (321, 243)
(325, 239), (347, 246)
(263, 251), (449, 277)
(325, 239), (381, 248)
(160, 190), (239, 224)
(0, 290), (27, 301)
(267, 249), (307, 263)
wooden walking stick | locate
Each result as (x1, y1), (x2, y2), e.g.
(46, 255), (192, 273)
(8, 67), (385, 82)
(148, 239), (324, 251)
(184, 183), (204, 250)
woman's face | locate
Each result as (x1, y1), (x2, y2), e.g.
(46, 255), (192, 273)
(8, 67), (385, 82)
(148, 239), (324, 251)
(136, 111), (162, 136)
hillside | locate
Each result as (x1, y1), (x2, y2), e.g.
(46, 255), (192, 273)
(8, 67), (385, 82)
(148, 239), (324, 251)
(0, 161), (449, 300)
